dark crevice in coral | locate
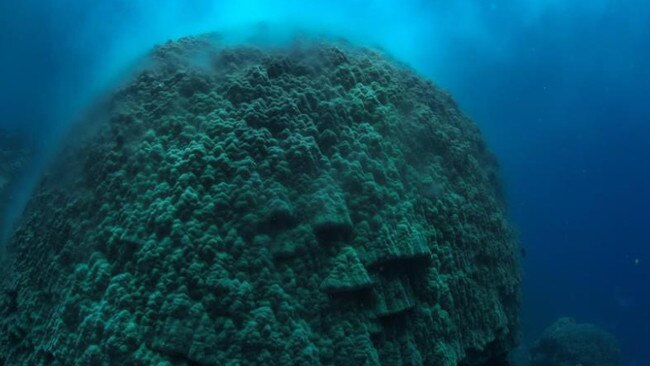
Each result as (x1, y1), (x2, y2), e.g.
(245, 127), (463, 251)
(367, 254), (432, 273)
(313, 221), (353, 244)
(161, 351), (205, 366)
(3, 288), (18, 314)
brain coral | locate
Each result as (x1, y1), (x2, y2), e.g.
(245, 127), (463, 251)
(0, 35), (520, 365)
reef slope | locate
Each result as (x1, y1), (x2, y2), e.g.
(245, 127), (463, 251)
(0, 36), (520, 365)
(0, 131), (32, 240)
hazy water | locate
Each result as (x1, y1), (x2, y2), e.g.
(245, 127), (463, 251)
(1, 1), (649, 364)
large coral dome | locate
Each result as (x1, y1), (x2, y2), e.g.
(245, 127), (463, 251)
(0, 35), (520, 365)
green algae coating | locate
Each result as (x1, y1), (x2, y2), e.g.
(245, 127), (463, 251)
(0, 35), (520, 365)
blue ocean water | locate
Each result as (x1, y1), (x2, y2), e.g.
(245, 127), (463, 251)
(1, 1), (648, 364)
(440, 5), (650, 364)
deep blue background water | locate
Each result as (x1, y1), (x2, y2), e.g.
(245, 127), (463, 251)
(1, 1), (648, 364)
(438, 4), (650, 364)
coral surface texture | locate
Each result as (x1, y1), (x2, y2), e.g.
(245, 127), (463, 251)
(0, 36), (520, 365)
